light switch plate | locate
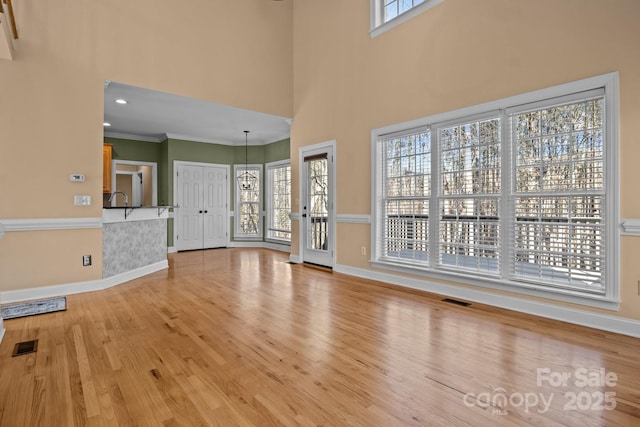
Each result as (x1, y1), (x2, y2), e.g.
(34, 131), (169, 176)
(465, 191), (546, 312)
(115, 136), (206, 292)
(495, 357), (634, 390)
(70, 174), (85, 182)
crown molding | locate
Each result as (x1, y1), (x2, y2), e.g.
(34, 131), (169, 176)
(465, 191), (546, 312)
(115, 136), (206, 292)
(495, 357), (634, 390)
(104, 131), (290, 147)
(104, 131), (167, 143)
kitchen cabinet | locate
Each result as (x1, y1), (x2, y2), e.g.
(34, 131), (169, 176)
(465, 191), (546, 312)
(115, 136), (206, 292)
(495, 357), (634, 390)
(103, 144), (112, 193)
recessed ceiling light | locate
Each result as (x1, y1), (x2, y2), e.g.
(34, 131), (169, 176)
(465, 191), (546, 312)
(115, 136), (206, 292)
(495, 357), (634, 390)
(115, 99), (127, 104)
(103, 122), (111, 127)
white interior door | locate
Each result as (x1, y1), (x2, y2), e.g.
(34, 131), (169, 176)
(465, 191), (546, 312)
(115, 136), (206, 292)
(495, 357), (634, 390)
(177, 165), (205, 251)
(176, 163), (228, 251)
(132, 172), (143, 207)
(301, 144), (334, 267)
(203, 166), (228, 248)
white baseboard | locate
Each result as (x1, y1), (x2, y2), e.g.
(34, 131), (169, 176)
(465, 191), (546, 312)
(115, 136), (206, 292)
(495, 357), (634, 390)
(334, 263), (640, 338)
(172, 242), (290, 253)
(102, 260), (169, 289)
(289, 254), (302, 264)
(1, 260), (168, 305)
(229, 241), (264, 248)
(263, 241), (291, 253)
(0, 318), (4, 344)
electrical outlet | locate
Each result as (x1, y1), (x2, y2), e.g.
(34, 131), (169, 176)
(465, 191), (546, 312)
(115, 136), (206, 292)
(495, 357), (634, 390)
(361, 246), (367, 256)
(83, 255), (92, 266)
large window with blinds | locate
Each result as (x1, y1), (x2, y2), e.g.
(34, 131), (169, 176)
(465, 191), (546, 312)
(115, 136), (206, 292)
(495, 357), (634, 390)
(266, 161), (291, 242)
(234, 164), (263, 239)
(372, 74), (619, 306)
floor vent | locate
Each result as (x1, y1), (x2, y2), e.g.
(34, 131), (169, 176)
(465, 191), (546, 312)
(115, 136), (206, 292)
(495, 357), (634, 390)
(442, 298), (471, 307)
(12, 340), (38, 357)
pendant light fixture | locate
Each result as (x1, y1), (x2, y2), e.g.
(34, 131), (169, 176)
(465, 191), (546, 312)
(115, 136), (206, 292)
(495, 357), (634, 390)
(237, 130), (258, 191)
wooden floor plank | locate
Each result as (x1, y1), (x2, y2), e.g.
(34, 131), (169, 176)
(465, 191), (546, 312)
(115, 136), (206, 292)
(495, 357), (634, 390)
(0, 248), (639, 426)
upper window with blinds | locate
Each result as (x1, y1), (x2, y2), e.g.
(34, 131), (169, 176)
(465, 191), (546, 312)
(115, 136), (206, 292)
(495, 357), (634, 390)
(370, 0), (445, 38)
(372, 73), (619, 307)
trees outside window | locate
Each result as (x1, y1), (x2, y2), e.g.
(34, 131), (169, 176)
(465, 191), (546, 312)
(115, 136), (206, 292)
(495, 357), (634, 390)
(373, 74), (618, 306)
(267, 161), (291, 242)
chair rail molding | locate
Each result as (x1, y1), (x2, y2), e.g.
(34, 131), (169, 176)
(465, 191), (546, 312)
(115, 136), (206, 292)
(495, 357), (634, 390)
(0, 217), (103, 232)
(336, 214), (371, 224)
(620, 219), (640, 236)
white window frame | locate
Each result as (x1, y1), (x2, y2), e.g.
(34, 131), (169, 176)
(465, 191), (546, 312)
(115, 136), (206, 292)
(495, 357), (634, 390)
(266, 159), (292, 243)
(234, 164), (263, 240)
(370, 0), (445, 39)
(371, 72), (620, 310)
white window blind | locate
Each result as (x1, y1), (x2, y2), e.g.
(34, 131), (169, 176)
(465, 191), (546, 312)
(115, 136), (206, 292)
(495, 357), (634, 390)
(373, 74), (618, 306)
(438, 117), (501, 275)
(267, 162), (291, 241)
(509, 94), (605, 292)
(380, 130), (431, 264)
(235, 165), (262, 238)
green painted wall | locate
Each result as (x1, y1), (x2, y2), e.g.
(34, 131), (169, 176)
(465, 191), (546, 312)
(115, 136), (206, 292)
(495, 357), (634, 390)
(167, 138), (236, 208)
(264, 138), (290, 164)
(105, 136), (290, 248)
(105, 137), (160, 163)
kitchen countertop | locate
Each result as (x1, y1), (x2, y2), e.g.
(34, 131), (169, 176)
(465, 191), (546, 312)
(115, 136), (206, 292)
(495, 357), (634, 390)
(102, 206), (173, 223)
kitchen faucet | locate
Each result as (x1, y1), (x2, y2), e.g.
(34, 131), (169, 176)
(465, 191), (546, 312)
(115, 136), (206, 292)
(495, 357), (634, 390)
(108, 191), (129, 207)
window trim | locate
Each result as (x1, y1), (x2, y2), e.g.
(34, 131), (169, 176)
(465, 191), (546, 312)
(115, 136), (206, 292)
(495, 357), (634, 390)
(370, 0), (445, 39)
(371, 72), (620, 310)
(234, 164), (263, 240)
(265, 159), (292, 244)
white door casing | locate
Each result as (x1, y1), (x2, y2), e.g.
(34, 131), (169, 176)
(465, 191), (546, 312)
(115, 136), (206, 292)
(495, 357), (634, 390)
(299, 141), (336, 267)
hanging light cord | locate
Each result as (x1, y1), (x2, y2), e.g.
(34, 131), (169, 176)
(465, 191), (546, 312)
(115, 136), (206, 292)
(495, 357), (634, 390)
(244, 130), (249, 168)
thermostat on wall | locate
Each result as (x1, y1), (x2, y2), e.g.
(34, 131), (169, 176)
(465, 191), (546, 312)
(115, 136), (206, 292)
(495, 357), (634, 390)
(70, 174), (85, 182)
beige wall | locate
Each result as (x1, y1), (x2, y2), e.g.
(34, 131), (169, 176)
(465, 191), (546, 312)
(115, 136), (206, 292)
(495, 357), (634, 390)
(0, 0), (292, 291)
(291, 0), (640, 320)
(2, 0), (640, 327)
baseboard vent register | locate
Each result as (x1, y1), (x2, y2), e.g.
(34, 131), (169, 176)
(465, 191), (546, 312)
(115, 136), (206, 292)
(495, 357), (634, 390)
(1, 296), (67, 319)
(442, 298), (472, 307)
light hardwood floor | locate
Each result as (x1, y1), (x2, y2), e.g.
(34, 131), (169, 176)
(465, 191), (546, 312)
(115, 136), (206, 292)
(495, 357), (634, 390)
(0, 248), (639, 426)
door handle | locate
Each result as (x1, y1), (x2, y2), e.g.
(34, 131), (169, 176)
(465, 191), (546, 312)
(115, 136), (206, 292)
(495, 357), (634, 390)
(199, 210), (203, 213)
(302, 214), (307, 218)
(204, 210), (208, 214)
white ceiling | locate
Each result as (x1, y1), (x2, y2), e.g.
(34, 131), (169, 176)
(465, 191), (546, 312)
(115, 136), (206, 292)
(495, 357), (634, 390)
(103, 81), (291, 146)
